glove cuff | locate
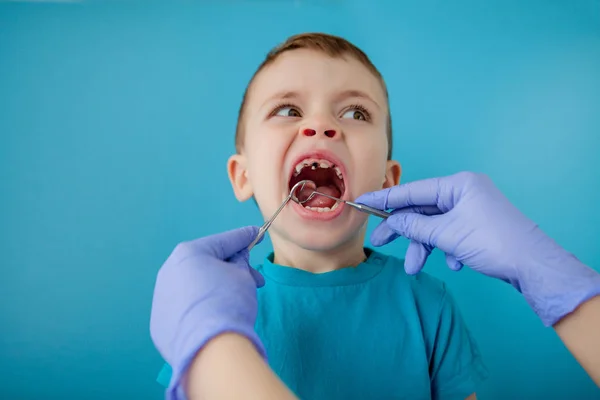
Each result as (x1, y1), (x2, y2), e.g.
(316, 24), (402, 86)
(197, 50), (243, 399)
(522, 256), (600, 327)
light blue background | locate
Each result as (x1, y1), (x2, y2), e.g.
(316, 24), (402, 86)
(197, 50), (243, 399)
(1, 1), (599, 399)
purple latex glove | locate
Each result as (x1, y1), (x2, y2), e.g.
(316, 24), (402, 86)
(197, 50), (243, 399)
(150, 226), (266, 399)
(355, 172), (600, 327)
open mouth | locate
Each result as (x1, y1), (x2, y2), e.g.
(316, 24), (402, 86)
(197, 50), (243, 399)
(288, 156), (346, 213)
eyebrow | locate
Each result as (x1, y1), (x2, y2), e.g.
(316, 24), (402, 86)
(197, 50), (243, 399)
(260, 91), (301, 111)
(260, 89), (382, 111)
(334, 89), (382, 110)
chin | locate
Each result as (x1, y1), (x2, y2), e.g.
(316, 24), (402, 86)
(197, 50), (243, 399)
(281, 222), (366, 253)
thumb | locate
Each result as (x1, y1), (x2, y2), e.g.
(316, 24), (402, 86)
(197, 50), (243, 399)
(385, 213), (438, 247)
(228, 250), (266, 288)
(201, 226), (260, 260)
(249, 268), (266, 288)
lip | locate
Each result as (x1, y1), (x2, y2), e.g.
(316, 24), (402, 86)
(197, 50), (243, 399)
(286, 149), (349, 221)
(290, 198), (346, 220)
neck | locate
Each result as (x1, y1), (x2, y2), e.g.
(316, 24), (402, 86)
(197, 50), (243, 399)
(271, 234), (367, 273)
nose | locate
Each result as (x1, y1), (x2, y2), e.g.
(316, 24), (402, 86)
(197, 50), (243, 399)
(302, 128), (337, 138)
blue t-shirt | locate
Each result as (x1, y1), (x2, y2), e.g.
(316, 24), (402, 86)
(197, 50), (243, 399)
(157, 249), (488, 399)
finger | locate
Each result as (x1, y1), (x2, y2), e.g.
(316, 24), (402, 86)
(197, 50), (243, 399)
(370, 220), (400, 247)
(370, 206), (442, 247)
(227, 249), (249, 265)
(385, 212), (439, 248)
(199, 226), (260, 260)
(445, 254), (463, 271)
(404, 240), (433, 275)
(391, 205), (443, 216)
(249, 268), (266, 288)
(227, 250), (265, 288)
(355, 178), (442, 210)
(354, 187), (393, 210)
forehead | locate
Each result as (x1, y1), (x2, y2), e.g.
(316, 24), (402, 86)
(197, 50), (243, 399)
(247, 49), (387, 111)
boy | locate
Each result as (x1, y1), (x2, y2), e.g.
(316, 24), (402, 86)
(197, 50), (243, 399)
(157, 32), (487, 399)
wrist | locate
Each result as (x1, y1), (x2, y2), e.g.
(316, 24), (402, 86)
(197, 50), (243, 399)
(520, 255), (600, 327)
(178, 308), (266, 361)
(200, 333), (257, 355)
(166, 316), (266, 397)
(190, 333), (257, 372)
(179, 333), (265, 399)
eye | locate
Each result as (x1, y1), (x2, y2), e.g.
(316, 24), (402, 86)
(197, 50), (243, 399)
(342, 110), (366, 121)
(273, 104), (302, 118)
(341, 104), (370, 121)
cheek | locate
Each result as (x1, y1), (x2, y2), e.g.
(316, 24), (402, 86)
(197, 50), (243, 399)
(247, 154), (276, 189)
(243, 136), (289, 200)
(247, 125), (296, 171)
(247, 123), (295, 156)
(348, 133), (388, 188)
(345, 123), (388, 154)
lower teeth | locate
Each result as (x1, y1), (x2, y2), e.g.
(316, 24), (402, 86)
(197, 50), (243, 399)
(304, 202), (340, 212)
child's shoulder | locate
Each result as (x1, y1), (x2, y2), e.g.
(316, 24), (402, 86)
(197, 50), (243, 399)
(374, 249), (450, 305)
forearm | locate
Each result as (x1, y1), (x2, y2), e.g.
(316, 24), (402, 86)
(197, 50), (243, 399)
(554, 295), (600, 387)
(185, 333), (299, 400)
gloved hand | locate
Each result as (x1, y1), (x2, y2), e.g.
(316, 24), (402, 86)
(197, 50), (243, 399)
(355, 172), (600, 327)
(150, 226), (266, 398)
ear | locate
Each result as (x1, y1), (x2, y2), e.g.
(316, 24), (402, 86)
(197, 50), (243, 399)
(382, 160), (402, 189)
(227, 153), (254, 201)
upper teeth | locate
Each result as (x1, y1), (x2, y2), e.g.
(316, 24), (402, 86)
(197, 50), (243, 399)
(293, 158), (343, 180)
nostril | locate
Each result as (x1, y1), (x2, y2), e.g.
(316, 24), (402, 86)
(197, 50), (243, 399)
(303, 129), (316, 137)
(324, 130), (336, 138)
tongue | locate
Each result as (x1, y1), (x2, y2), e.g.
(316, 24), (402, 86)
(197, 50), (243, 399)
(303, 185), (341, 209)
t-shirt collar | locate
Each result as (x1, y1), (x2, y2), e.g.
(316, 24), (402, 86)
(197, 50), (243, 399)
(257, 248), (387, 287)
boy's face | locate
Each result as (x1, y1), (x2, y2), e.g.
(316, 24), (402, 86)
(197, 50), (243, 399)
(228, 49), (401, 254)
